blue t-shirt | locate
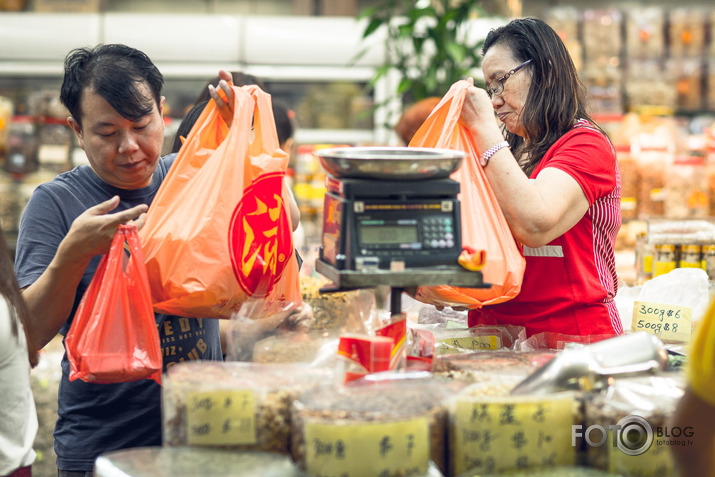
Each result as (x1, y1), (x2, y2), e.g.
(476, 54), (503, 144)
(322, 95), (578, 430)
(14, 156), (223, 471)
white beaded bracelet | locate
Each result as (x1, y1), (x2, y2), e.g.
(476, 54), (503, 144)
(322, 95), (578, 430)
(479, 140), (510, 167)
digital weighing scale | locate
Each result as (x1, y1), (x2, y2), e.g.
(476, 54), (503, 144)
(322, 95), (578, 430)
(314, 147), (489, 315)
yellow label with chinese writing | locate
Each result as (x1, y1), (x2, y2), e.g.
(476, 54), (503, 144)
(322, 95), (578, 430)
(304, 417), (429, 477)
(452, 394), (576, 475)
(437, 336), (502, 354)
(608, 429), (675, 475)
(653, 261), (676, 277)
(186, 390), (256, 446)
(632, 301), (692, 342)
(643, 254), (653, 274)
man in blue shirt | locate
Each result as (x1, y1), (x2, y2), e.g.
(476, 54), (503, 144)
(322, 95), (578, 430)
(14, 44), (230, 475)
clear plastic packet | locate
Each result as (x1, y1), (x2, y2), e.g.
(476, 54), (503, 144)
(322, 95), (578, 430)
(432, 350), (555, 385)
(94, 447), (310, 477)
(581, 374), (685, 476)
(252, 330), (340, 367)
(457, 465), (619, 477)
(433, 324), (526, 354)
(516, 332), (615, 351)
(162, 361), (333, 454)
(290, 374), (467, 477)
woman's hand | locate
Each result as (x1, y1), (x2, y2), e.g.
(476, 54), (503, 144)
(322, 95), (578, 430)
(460, 79), (505, 153)
(208, 69), (235, 127)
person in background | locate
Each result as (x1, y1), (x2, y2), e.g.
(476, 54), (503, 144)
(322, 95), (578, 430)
(13, 44), (231, 475)
(169, 99), (209, 154)
(394, 97), (441, 145)
(458, 17), (622, 337)
(194, 71), (266, 105)
(670, 299), (715, 476)
(169, 87), (301, 234)
(0, 225), (39, 477)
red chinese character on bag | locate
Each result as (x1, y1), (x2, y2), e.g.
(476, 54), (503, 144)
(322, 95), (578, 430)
(228, 171), (292, 296)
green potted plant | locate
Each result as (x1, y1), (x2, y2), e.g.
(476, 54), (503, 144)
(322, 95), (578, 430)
(356, 0), (490, 129)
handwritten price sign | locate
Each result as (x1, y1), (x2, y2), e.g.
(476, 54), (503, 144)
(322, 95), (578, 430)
(186, 390), (256, 446)
(632, 301), (692, 342)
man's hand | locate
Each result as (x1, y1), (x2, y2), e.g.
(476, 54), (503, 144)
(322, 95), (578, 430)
(59, 195), (148, 264)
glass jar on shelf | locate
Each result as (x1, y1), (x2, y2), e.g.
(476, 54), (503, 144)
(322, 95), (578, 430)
(702, 244), (715, 280)
(4, 116), (38, 176)
(679, 244), (702, 269)
(635, 232), (654, 284)
(653, 243), (676, 277)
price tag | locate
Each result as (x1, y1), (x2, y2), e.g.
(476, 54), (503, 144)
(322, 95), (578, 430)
(186, 390), (256, 446)
(452, 394), (576, 475)
(632, 301), (692, 342)
(608, 431), (675, 475)
(437, 335), (502, 354)
(445, 320), (469, 330)
(304, 417), (429, 477)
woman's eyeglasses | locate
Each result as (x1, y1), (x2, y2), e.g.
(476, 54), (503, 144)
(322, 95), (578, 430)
(486, 59), (533, 99)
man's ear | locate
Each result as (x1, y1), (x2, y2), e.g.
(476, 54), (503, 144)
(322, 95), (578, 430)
(159, 96), (165, 117)
(67, 116), (84, 149)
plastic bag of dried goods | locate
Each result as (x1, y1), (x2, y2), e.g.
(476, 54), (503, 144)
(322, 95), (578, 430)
(291, 374), (467, 477)
(162, 361), (332, 455)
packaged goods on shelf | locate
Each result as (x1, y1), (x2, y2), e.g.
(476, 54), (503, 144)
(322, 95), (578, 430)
(290, 375), (464, 477)
(543, 7), (582, 71)
(162, 362), (332, 454)
(5, 116), (37, 175)
(630, 116), (678, 219)
(0, 174), (18, 232)
(624, 7), (665, 60)
(635, 147), (668, 218)
(668, 8), (706, 58)
(581, 9), (623, 61)
(582, 374), (684, 476)
(36, 122), (73, 173)
(0, 96), (12, 153)
(707, 60), (715, 111)
(667, 58), (704, 112)
(581, 62), (623, 115)
(623, 59), (675, 111)
(664, 155), (708, 219)
(616, 145), (638, 220)
(635, 218), (715, 281)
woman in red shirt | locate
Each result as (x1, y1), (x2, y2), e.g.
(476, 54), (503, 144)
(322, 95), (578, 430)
(460, 17), (622, 338)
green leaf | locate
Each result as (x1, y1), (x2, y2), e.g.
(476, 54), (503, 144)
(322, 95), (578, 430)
(362, 17), (384, 38)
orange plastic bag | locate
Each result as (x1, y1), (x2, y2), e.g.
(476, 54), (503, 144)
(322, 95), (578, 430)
(139, 85), (300, 318)
(65, 224), (162, 384)
(410, 81), (525, 308)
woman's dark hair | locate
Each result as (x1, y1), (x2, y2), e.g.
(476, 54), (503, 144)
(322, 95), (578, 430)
(60, 44), (164, 128)
(170, 100), (209, 153)
(483, 17), (603, 176)
(1, 227), (38, 367)
(272, 99), (295, 147)
(194, 72), (266, 105)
